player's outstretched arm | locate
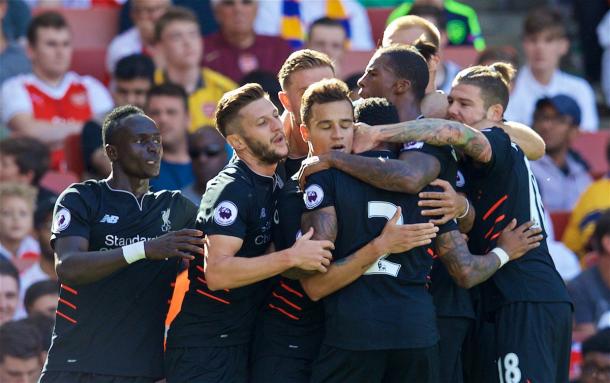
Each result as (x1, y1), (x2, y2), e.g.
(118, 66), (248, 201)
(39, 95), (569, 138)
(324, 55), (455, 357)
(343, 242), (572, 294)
(204, 231), (333, 291)
(435, 220), (543, 288)
(353, 119), (492, 164)
(497, 121), (546, 160)
(54, 229), (204, 285)
(300, 207), (438, 301)
(297, 150), (440, 194)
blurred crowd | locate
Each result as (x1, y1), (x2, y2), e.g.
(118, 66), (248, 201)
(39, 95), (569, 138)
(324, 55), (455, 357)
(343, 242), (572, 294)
(0, 0), (609, 382)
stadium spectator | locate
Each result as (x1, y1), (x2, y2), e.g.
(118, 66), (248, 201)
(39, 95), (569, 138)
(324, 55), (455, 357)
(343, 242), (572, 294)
(505, 7), (599, 132)
(579, 328), (610, 383)
(530, 95), (592, 212)
(1, 0), (30, 43)
(598, 11), (610, 107)
(476, 45), (519, 90)
(155, 6), (237, 131)
(0, 11), (113, 171)
(563, 140), (610, 259)
(146, 84), (193, 191)
(0, 258), (19, 325)
(0, 183), (40, 272)
(23, 280), (58, 319)
(0, 137), (56, 208)
(568, 210), (610, 342)
(305, 17), (347, 77)
(254, 0), (373, 51)
(0, 0), (30, 85)
(105, 0), (169, 74)
(387, 0), (485, 50)
(0, 319), (44, 383)
(81, 54), (155, 180)
(203, 0), (294, 83)
(181, 126), (228, 206)
(23, 314), (53, 361)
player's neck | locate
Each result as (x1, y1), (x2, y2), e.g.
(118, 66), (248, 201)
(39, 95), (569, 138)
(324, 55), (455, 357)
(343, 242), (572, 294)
(286, 114), (308, 158)
(238, 151), (278, 177)
(221, 29), (255, 49)
(165, 65), (200, 94)
(33, 66), (65, 87)
(529, 66), (555, 86)
(106, 171), (150, 198)
(395, 97), (421, 122)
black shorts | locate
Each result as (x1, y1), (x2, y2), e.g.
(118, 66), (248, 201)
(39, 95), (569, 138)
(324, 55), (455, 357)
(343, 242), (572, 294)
(164, 345), (248, 383)
(250, 355), (312, 383)
(437, 317), (472, 383)
(311, 344), (440, 383)
(494, 302), (572, 383)
(39, 371), (157, 383)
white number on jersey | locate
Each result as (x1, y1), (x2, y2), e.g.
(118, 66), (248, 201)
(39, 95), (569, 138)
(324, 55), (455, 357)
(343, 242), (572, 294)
(364, 201), (402, 277)
(497, 352), (522, 383)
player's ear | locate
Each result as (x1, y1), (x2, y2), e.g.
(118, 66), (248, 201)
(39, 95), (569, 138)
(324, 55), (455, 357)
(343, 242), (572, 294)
(105, 144), (118, 162)
(486, 104), (504, 121)
(300, 123), (310, 142)
(225, 134), (245, 151)
(394, 78), (410, 95)
(278, 91), (292, 113)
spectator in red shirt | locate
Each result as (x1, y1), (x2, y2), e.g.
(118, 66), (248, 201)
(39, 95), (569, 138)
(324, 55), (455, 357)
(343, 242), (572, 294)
(203, 0), (294, 83)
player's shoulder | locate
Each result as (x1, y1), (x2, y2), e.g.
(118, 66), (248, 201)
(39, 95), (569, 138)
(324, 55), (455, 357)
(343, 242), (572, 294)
(59, 179), (104, 198)
(202, 161), (255, 202)
(481, 126), (511, 141)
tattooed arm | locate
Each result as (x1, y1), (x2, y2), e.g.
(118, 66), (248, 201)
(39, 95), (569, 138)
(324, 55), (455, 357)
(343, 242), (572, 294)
(354, 118), (492, 164)
(299, 206), (438, 301)
(298, 150), (440, 194)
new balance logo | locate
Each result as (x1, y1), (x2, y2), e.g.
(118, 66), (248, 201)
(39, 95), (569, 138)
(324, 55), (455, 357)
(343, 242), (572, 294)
(100, 214), (119, 224)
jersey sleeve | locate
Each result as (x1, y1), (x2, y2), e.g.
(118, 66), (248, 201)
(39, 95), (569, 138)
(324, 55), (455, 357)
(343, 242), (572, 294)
(302, 170), (335, 212)
(50, 185), (93, 247)
(197, 181), (250, 239)
(477, 128), (513, 178)
(0, 76), (32, 124)
(401, 141), (456, 180)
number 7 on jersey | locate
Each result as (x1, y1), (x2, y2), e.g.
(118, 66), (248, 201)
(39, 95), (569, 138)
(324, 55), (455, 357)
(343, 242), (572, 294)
(364, 201), (402, 277)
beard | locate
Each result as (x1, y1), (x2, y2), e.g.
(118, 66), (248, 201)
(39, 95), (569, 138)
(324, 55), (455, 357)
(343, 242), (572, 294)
(242, 134), (287, 165)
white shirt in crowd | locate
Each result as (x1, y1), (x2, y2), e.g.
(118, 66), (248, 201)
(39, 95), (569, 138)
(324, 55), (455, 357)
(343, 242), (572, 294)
(505, 66), (599, 132)
(106, 27), (143, 74)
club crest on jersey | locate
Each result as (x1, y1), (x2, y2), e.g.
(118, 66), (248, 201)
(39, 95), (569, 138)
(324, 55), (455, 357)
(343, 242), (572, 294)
(53, 208), (71, 232)
(456, 171), (465, 188)
(403, 141), (424, 150)
(304, 184), (324, 209)
(161, 208), (172, 232)
(214, 201), (238, 226)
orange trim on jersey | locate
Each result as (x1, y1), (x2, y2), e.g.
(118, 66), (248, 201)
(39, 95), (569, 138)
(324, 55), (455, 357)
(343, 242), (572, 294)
(280, 281), (304, 298)
(196, 289), (230, 304)
(196, 265), (205, 273)
(272, 292), (302, 311)
(483, 195), (508, 221)
(268, 303), (299, 320)
(197, 276), (207, 284)
(59, 298), (76, 310)
(57, 310), (77, 324)
(61, 284), (78, 295)
(490, 232), (502, 241)
(495, 214), (506, 223)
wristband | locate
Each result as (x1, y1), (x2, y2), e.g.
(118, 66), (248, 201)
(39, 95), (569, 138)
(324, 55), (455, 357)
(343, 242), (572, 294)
(492, 247), (509, 268)
(456, 197), (470, 219)
(122, 241), (146, 264)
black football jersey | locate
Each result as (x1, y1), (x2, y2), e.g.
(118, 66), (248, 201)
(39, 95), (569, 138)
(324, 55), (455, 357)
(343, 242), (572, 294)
(45, 180), (196, 378)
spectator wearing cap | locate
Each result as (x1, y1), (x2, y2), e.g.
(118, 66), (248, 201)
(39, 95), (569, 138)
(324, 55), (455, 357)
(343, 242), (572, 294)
(0, 319), (44, 383)
(530, 94), (592, 212)
(579, 328), (610, 383)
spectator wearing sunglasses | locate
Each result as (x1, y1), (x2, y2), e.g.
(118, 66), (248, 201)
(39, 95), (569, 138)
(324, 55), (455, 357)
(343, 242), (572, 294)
(181, 126), (228, 205)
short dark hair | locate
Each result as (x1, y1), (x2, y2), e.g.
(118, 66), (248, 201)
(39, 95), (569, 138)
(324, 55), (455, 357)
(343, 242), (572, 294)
(215, 83), (267, 137)
(102, 105), (146, 147)
(592, 209), (610, 255)
(300, 78), (352, 126)
(0, 257), (20, 290)
(453, 62), (516, 111)
(27, 11), (69, 46)
(0, 319), (42, 363)
(114, 54), (155, 83)
(34, 195), (57, 229)
(154, 6), (199, 43)
(278, 49), (335, 90)
(24, 280), (59, 315)
(523, 6), (567, 38)
(146, 83), (189, 112)
(22, 315), (54, 352)
(376, 45), (429, 101)
(308, 17), (346, 38)
(582, 328), (610, 355)
(408, 4), (446, 30)
(0, 137), (50, 185)
(355, 97), (400, 126)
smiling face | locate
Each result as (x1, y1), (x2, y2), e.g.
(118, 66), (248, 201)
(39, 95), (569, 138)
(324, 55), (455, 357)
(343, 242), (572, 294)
(302, 100), (354, 156)
(0, 196), (33, 244)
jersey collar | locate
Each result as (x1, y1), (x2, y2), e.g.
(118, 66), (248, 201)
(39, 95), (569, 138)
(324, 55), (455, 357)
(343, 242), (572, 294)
(102, 180), (152, 211)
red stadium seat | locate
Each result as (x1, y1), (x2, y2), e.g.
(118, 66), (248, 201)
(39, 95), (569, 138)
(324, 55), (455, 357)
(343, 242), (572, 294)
(64, 133), (84, 178)
(443, 46), (478, 68)
(341, 50), (374, 79)
(71, 48), (108, 83)
(39, 170), (78, 195)
(550, 210), (571, 241)
(367, 7), (393, 46)
(571, 131), (610, 179)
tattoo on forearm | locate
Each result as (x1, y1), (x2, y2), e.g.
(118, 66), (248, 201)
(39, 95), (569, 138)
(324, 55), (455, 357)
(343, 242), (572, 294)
(435, 230), (499, 288)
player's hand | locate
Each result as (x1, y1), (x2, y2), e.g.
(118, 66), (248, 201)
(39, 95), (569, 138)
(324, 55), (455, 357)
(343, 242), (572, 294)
(418, 179), (467, 224)
(352, 122), (380, 153)
(375, 207), (439, 254)
(298, 154), (332, 190)
(144, 229), (205, 260)
(496, 219), (544, 261)
(289, 228), (334, 273)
